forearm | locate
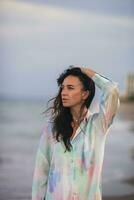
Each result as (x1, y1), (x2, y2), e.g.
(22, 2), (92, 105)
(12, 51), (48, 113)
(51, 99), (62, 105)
(32, 129), (51, 200)
(81, 67), (118, 91)
(32, 148), (49, 200)
(81, 66), (120, 133)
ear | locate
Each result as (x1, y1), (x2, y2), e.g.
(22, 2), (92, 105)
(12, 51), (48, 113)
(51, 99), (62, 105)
(82, 90), (90, 100)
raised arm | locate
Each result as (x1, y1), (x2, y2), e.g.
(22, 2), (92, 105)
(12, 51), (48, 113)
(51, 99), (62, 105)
(81, 67), (120, 135)
(32, 125), (52, 200)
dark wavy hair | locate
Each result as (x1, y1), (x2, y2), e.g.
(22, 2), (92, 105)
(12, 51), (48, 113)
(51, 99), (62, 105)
(43, 66), (95, 152)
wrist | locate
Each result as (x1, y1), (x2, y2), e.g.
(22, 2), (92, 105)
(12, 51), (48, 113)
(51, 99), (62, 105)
(80, 67), (96, 78)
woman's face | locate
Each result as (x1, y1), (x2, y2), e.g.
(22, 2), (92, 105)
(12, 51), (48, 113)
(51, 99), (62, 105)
(61, 75), (89, 108)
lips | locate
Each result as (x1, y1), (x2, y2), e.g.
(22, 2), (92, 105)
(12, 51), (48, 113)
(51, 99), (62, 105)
(62, 98), (69, 101)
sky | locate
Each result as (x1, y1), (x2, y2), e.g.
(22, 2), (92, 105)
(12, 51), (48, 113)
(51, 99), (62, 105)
(0, 0), (134, 99)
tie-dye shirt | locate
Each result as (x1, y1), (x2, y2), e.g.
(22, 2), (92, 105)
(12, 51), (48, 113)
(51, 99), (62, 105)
(32, 73), (120, 200)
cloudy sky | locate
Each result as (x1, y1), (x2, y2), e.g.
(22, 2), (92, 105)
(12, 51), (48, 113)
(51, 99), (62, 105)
(0, 0), (134, 99)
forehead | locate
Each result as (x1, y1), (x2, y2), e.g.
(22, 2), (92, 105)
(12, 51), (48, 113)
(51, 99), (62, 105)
(62, 75), (82, 86)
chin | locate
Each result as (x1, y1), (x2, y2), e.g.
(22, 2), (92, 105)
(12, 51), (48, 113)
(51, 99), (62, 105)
(63, 104), (70, 107)
(62, 103), (71, 107)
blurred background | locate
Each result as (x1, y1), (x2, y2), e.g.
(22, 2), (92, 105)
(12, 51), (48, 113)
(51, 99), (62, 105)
(0, 0), (134, 200)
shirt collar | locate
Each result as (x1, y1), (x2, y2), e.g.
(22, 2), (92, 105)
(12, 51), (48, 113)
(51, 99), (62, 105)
(83, 109), (92, 123)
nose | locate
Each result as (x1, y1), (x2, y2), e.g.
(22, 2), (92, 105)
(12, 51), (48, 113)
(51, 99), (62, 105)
(61, 88), (68, 97)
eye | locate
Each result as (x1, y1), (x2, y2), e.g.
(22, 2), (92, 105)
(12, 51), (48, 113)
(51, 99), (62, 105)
(68, 87), (74, 90)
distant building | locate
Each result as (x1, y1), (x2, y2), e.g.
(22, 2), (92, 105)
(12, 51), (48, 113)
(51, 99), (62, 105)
(126, 74), (134, 98)
(120, 73), (134, 101)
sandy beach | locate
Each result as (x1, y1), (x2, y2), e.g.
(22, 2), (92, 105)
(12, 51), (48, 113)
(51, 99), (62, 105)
(104, 194), (134, 200)
(103, 101), (134, 200)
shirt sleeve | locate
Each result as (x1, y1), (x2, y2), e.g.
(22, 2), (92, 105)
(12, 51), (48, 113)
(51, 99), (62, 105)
(92, 73), (120, 135)
(32, 125), (53, 200)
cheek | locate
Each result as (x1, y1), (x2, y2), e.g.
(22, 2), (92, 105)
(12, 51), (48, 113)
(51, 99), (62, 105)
(69, 91), (82, 99)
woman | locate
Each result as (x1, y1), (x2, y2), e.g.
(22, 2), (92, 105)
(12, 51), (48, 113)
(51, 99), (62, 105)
(32, 66), (120, 200)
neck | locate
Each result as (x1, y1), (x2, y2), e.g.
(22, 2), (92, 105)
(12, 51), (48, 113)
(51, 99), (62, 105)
(70, 106), (88, 122)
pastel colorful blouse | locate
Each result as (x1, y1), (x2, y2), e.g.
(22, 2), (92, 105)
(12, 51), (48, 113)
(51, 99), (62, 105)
(32, 73), (120, 200)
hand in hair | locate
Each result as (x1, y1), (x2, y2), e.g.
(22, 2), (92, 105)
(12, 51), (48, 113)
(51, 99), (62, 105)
(80, 67), (96, 78)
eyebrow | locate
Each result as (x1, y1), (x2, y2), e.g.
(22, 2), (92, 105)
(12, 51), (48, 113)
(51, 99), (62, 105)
(61, 83), (83, 88)
(61, 84), (74, 87)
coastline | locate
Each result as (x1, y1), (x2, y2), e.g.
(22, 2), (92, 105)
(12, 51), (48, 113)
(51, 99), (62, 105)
(117, 101), (134, 121)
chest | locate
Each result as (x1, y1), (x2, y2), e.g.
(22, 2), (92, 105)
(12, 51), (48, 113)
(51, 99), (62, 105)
(50, 137), (95, 176)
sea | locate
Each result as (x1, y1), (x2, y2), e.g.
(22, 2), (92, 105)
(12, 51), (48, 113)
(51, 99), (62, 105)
(0, 98), (134, 200)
